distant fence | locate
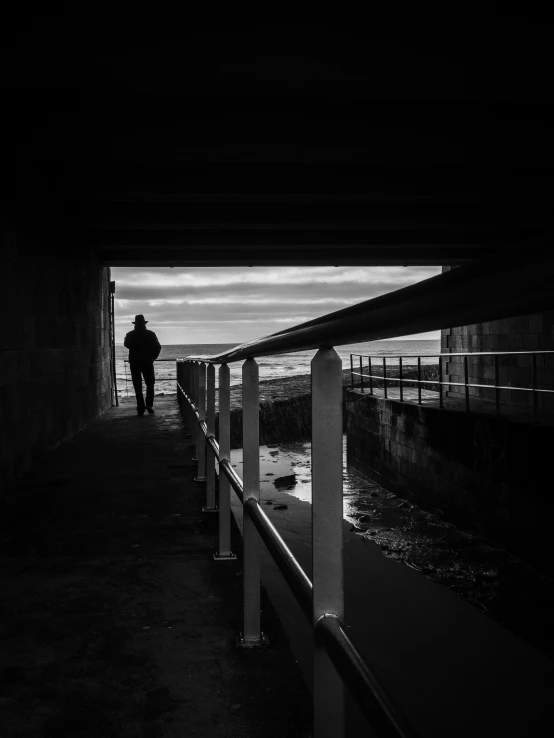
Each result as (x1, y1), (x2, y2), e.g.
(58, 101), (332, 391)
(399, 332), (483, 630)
(351, 351), (554, 420)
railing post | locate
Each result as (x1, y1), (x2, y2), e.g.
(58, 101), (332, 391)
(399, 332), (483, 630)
(194, 362), (207, 483)
(190, 362), (198, 452)
(368, 356), (373, 395)
(182, 362), (186, 416)
(203, 363), (218, 511)
(189, 361), (195, 437)
(532, 353), (538, 421)
(182, 362), (191, 437)
(399, 356), (403, 402)
(359, 355), (364, 393)
(350, 354), (354, 389)
(312, 347), (344, 738)
(464, 355), (470, 412)
(438, 355), (443, 409)
(176, 361), (181, 411)
(215, 363), (236, 561)
(181, 362), (186, 412)
(417, 356), (422, 405)
(183, 361), (191, 437)
(495, 354), (500, 416)
(239, 357), (267, 647)
(383, 357), (387, 399)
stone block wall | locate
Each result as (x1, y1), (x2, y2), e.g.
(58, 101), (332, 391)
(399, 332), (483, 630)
(441, 266), (554, 410)
(0, 230), (113, 487)
(346, 390), (554, 570)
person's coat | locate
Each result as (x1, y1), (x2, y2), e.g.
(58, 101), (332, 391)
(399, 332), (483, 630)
(124, 328), (162, 364)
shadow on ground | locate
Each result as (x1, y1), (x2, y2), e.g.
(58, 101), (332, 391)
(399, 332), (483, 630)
(0, 398), (312, 738)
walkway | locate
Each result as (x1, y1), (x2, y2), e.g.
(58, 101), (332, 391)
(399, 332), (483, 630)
(1, 395), (553, 737)
(0, 397), (312, 738)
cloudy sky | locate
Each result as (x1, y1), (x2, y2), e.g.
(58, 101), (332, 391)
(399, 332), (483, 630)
(112, 265), (442, 345)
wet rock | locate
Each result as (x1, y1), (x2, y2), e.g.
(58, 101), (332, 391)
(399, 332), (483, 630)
(265, 473), (275, 476)
(273, 504), (288, 510)
(264, 500), (273, 505)
(274, 474), (296, 489)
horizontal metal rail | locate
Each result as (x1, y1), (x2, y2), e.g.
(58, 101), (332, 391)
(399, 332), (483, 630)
(176, 371), (415, 737)
(351, 373), (554, 394)
(349, 350), (554, 358)
(350, 350), (554, 419)
(120, 359), (177, 385)
(315, 615), (416, 738)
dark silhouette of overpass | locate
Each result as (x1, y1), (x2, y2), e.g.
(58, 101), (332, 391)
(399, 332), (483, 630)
(12, 12), (553, 267)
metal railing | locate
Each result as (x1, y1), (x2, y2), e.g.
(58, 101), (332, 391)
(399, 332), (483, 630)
(176, 357), (416, 738)
(122, 359), (176, 397)
(171, 248), (554, 737)
(350, 351), (554, 420)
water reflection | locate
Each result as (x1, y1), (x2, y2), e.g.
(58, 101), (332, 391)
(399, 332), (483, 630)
(232, 437), (554, 659)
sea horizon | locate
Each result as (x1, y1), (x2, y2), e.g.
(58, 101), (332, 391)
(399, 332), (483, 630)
(115, 339), (441, 396)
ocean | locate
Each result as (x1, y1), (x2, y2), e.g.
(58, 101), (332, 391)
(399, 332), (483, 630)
(115, 339), (440, 398)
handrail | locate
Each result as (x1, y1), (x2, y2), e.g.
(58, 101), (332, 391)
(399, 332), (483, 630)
(176, 372), (416, 738)
(173, 247), (554, 736)
(183, 246), (554, 363)
(244, 497), (313, 621)
(315, 615), (416, 738)
(350, 350), (554, 419)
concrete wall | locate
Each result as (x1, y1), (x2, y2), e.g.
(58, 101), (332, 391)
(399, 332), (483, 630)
(441, 266), (554, 409)
(1, 230), (113, 487)
(346, 390), (554, 570)
(225, 395), (313, 450)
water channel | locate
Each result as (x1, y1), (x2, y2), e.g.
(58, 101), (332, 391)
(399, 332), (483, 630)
(231, 437), (554, 666)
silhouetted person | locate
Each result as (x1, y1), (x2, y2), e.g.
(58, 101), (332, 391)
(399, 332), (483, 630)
(124, 315), (162, 415)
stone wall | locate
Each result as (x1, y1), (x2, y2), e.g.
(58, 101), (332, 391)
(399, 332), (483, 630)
(225, 395), (314, 450)
(441, 265), (554, 409)
(0, 230), (113, 487)
(346, 389), (554, 570)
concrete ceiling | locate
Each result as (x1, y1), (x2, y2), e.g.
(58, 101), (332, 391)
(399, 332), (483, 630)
(12, 12), (554, 265)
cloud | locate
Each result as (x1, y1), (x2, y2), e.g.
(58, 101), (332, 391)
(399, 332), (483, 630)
(112, 265), (442, 344)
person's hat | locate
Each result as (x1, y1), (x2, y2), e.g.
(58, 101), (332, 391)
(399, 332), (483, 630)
(132, 314), (148, 325)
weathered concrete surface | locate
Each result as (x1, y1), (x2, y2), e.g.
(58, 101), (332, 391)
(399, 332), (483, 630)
(1, 235), (112, 487)
(346, 389), (554, 572)
(221, 369), (352, 449)
(0, 397), (312, 737)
